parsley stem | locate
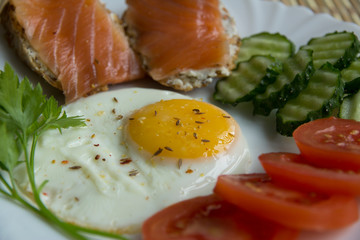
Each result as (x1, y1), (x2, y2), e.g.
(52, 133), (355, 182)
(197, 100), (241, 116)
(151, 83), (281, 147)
(22, 133), (88, 240)
(1, 170), (42, 215)
(27, 133), (129, 240)
(19, 124), (127, 240)
(0, 186), (11, 198)
(1, 168), (35, 211)
(70, 224), (130, 240)
(0, 174), (12, 195)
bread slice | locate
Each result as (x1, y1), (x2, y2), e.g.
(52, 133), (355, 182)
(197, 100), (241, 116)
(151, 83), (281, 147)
(0, 1), (143, 101)
(122, 2), (241, 91)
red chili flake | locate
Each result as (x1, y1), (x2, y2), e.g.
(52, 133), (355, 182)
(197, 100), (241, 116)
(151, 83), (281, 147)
(154, 110), (157, 116)
(222, 115), (231, 118)
(95, 155), (100, 160)
(61, 160), (69, 164)
(94, 59), (99, 64)
(112, 108), (116, 114)
(120, 158), (132, 165)
(69, 166), (82, 170)
(195, 121), (205, 124)
(113, 97), (118, 103)
(42, 192), (48, 196)
(102, 158), (106, 161)
(186, 169), (193, 174)
(116, 115), (124, 120)
(201, 139), (210, 143)
(175, 119), (181, 126)
(153, 147), (163, 156)
(129, 117), (135, 120)
(74, 197), (80, 202)
(193, 132), (198, 139)
(94, 144), (100, 147)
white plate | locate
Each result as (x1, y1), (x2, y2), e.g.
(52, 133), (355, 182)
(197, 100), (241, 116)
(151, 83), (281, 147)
(1, 0), (360, 239)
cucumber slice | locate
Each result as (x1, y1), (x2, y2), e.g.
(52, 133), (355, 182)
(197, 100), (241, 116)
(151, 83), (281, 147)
(339, 90), (360, 120)
(214, 55), (282, 105)
(300, 31), (360, 70)
(237, 32), (295, 63)
(253, 49), (314, 116)
(276, 63), (344, 136)
(341, 57), (360, 94)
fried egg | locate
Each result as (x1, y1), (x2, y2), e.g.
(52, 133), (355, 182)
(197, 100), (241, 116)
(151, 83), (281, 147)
(13, 88), (250, 236)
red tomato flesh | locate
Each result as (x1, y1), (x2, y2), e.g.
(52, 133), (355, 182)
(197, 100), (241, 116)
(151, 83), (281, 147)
(293, 117), (360, 170)
(142, 194), (299, 240)
(259, 152), (360, 196)
(214, 173), (359, 231)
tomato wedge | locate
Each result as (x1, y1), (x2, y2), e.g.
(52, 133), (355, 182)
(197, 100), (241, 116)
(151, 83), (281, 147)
(293, 117), (360, 170)
(259, 152), (360, 195)
(142, 194), (299, 240)
(214, 173), (359, 231)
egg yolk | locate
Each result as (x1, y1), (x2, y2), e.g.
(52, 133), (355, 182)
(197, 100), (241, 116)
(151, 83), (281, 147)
(127, 99), (237, 160)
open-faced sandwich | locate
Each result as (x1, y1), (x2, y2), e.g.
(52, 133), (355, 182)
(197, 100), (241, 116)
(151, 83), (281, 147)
(0, 0), (145, 103)
(122, 0), (241, 91)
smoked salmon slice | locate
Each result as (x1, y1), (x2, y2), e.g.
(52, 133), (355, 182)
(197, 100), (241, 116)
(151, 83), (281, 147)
(123, 0), (238, 89)
(4, 0), (145, 103)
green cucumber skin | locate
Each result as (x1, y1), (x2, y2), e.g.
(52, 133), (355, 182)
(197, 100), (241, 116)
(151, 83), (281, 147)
(237, 32), (295, 63)
(214, 55), (282, 105)
(336, 33), (360, 70)
(276, 63), (344, 136)
(253, 49), (314, 116)
(345, 77), (360, 94)
(341, 58), (360, 94)
(301, 31), (360, 70)
(339, 90), (360, 120)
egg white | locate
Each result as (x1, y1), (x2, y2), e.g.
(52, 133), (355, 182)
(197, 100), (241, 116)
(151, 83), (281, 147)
(13, 87), (251, 236)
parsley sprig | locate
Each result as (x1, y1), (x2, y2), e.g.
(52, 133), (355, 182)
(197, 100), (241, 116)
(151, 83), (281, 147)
(0, 63), (128, 240)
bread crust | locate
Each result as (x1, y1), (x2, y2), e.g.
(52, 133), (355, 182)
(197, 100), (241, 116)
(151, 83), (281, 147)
(1, 2), (62, 89)
(122, 2), (241, 91)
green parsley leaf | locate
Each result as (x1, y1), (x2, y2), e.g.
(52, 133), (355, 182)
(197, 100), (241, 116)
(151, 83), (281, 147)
(0, 122), (20, 172)
(0, 63), (127, 240)
(30, 95), (86, 135)
(0, 63), (46, 133)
